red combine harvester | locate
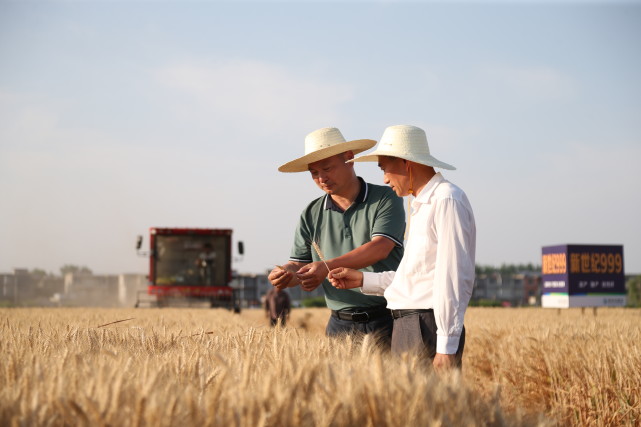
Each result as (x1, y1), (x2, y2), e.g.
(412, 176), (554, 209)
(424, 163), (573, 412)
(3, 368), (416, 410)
(135, 227), (243, 311)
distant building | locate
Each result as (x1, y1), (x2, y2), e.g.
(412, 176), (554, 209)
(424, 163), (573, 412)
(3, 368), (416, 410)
(232, 273), (271, 308)
(0, 269), (64, 306)
(62, 272), (120, 307)
(0, 272), (19, 304)
(0, 268), (327, 308)
(118, 274), (148, 307)
(473, 270), (542, 307)
(231, 271), (325, 308)
(520, 273), (542, 306)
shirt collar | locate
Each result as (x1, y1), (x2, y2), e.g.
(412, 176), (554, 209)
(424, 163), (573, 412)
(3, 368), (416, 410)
(412, 172), (444, 206)
(324, 177), (368, 212)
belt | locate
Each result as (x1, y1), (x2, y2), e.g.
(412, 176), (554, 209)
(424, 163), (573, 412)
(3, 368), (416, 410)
(390, 309), (433, 319)
(331, 306), (391, 323)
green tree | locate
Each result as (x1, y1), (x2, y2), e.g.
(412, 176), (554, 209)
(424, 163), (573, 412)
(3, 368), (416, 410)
(59, 265), (93, 276)
(475, 264), (542, 276)
(301, 296), (326, 308)
(626, 275), (641, 307)
(30, 268), (48, 277)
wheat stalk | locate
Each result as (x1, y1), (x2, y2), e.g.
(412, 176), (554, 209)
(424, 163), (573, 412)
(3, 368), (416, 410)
(311, 240), (331, 273)
(96, 318), (135, 328)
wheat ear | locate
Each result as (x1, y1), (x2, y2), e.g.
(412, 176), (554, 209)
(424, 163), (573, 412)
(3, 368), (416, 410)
(311, 240), (331, 273)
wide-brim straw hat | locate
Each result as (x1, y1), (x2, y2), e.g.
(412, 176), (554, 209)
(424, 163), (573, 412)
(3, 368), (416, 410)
(278, 127), (376, 173)
(350, 124), (455, 170)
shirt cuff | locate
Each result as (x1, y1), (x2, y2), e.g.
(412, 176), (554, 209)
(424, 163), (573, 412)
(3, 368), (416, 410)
(360, 272), (386, 296)
(436, 335), (460, 355)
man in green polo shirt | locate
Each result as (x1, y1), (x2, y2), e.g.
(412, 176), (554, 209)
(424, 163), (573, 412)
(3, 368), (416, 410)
(269, 127), (405, 347)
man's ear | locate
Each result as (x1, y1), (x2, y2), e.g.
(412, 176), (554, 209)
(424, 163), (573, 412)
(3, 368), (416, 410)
(344, 150), (355, 161)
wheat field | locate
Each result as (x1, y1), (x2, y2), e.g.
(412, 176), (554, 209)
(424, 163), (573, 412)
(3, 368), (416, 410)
(0, 307), (639, 426)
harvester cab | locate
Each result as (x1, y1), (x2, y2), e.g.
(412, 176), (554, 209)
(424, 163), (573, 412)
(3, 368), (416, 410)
(135, 227), (243, 312)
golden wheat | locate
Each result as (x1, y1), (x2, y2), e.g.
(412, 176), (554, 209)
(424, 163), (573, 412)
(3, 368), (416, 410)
(0, 307), (639, 426)
(311, 241), (331, 273)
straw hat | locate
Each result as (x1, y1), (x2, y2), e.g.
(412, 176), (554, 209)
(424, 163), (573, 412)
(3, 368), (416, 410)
(351, 125), (455, 170)
(278, 127), (376, 173)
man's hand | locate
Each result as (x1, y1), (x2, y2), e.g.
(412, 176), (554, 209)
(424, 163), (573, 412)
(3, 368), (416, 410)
(268, 265), (300, 291)
(328, 267), (363, 289)
(295, 261), (328, 291)
(432, 353), (456, 373)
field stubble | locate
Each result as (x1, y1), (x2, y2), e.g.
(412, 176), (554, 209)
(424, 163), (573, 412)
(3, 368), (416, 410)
(0, 307), (639, 426)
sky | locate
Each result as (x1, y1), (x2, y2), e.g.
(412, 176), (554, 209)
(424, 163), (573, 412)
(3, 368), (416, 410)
(1, 0), (640, 277)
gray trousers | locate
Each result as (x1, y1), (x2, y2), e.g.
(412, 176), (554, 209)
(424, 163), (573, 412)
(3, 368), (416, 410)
(391, 311), (465, 368)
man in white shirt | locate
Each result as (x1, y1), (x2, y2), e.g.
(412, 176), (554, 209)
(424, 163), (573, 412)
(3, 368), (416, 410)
(328, 124), (476, 371)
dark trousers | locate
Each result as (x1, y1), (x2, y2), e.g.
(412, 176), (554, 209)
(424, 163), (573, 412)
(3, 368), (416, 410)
(325, 311), (393, 351)
(391, 311), (465, 368)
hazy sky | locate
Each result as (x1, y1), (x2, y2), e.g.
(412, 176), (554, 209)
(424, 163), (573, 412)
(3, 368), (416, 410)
(1, 0), (640, 276)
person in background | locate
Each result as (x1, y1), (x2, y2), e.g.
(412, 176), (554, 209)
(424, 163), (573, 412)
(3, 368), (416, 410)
(195, 243), (216, 286)
(265, 286), (291, 327)
(268, 127), (405, 348)
(328, 124), (476, 371)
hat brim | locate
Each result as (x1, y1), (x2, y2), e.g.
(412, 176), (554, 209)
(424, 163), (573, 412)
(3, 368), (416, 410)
(350, 149), (456, 170)
(278, 139), (377, 173)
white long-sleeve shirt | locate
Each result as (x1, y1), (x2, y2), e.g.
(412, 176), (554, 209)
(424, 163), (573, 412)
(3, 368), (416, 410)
(361, 173), (476, 354)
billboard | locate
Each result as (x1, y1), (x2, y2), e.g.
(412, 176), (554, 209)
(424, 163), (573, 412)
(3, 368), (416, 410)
(541, 244), (625, 308)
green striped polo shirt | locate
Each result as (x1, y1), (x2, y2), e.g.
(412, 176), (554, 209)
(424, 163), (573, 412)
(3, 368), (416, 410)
(290, 177), (405, 310)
